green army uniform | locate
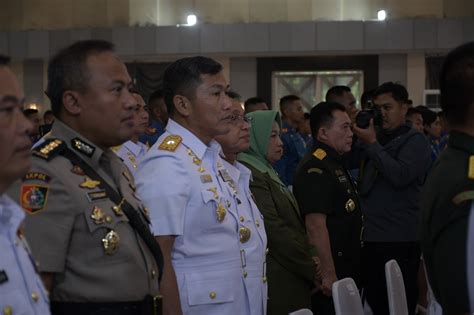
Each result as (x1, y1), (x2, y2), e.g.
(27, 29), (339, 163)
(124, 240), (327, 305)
(241, 162), (315, 315)
(421, 131), (474, 315)
(293, 142), (362, 284)
(8, 120), (160, 312)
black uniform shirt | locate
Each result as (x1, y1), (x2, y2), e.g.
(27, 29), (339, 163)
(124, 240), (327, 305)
(293, 141), (362, 282)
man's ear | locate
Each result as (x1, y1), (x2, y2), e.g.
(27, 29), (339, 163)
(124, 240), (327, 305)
(173, 95), (192, 117)
(62, 90), (82, 115)
(317, 127), (328, 142)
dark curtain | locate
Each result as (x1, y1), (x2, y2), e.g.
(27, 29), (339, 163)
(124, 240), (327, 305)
(126, 62), (171, 103)
(425, 56), (445, 90)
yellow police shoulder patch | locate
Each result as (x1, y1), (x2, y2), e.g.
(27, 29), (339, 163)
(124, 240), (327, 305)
(158, 135), (182, 152)
(468, 156), (474, 180)
(313, 148), (327, 160)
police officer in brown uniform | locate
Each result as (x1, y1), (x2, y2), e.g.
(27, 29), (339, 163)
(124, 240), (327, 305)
(294, 102), (362, 315)
(8, 40), (163, 315)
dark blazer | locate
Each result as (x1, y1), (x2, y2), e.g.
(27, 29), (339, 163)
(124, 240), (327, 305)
(241, 161), (315, 315)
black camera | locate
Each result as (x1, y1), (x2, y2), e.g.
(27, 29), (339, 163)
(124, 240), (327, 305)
(355, 106), (383, 129)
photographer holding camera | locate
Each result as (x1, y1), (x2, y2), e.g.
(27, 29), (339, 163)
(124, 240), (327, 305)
(350, 82), (431, 315)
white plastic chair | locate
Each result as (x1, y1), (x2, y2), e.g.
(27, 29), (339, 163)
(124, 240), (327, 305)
(332, 277), (364, 315)
(289, 308), (313, 315)
(385, 259), (409, 315)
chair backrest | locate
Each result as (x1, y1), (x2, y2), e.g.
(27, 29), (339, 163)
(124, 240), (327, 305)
(385, 259), (409, 315)
(332, 277), (364, 315)
(288, 308), (313, 315)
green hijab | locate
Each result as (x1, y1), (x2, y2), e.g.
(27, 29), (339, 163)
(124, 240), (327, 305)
(238, 110), (284, 186)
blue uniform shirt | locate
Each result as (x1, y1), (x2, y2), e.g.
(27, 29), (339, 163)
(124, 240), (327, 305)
(139, 119), (165, 147)
(136, 119), (253, 315)
(274, 121), (307, 186)
(0, 195), (50, 315)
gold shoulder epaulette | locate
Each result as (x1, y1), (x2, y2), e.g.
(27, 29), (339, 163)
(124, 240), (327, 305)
(32, 139), (65, 161)
(158, 135), (182, 152)
(468, 156), (474, 180)
(111, 145), (122, 153)
(313, 148), (327, 160)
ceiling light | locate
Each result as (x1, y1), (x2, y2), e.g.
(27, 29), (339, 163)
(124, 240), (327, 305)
(377, 10), (387, 21)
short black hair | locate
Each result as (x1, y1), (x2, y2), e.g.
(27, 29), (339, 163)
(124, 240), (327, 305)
(162, 56), (223, 116)
(226, 90), (241, 101)
(325, 85), (351, 102)
(43, 110), (53, 118)
(0, 55), (11, 66)
(374, 82), (409, 104)
(421, 108), (438, 126)
(310, 101), (346, 139)
(148, 89), (164, 104)
(440, 41), (474, 126)
(279, 95), (300, 115)
(406, 107), (422, 118)
(46, 40), (115, 116)
(244, 97), (266, 111)
(23, 108), (38, 118)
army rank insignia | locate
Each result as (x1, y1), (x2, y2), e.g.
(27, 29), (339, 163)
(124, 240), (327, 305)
(21, 185), (49, 214)
(159, 135), (182, 152)
(72, 138), (95, 157)
(313, 148), (327, 160)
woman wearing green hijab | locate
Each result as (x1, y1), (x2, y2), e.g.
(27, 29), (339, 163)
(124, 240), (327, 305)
(238, 110), (316, 315)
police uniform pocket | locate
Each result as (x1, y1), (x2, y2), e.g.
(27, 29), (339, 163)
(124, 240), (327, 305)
(83, 202), (130, 233)
(186, 274), (234, 306)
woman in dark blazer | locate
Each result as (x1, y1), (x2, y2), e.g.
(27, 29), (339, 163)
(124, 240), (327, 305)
(238, 110), (316, 315)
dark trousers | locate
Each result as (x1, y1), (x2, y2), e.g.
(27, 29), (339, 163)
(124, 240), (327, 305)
(312, 291), (335, 315)
(362, 242), (420, 315)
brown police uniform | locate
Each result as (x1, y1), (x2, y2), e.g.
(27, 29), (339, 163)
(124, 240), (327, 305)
(8, 120), (160, 314)
(293, 142), (363, 314)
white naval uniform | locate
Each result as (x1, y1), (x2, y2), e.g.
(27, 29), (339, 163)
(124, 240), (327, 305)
(222, 159), (268, 315)
(113, 140), (148, 175)
(0, 195), (51, 315)
(136, 119), (252, 315)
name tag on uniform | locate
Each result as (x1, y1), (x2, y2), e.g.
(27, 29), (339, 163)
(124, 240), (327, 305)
(338, 176), (348, 183)
(86, 190), (108, 202)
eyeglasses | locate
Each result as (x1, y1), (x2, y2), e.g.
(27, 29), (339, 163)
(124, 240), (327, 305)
(229, 114), (253, 124)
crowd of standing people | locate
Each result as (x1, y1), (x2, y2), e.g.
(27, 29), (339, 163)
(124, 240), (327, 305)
(1, 39), (474, 315)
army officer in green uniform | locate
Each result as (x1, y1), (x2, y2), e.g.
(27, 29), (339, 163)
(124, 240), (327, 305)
(8, 40), (162, 315)
(420, 42), (474, 315)
(294, 102), (362, 315)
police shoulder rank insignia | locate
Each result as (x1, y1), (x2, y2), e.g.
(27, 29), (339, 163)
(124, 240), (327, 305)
(21, 185), (49, 214)
(72, 138), (95, 157)
(23, 172), (51, 183)
(313, 148), (327, 160)
(158, 135), (182, 152)
(32, 139), (65, 161)
(468, 156), (474, 180)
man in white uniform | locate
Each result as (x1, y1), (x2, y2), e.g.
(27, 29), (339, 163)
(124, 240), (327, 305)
(137, 57), (255, 315)
(113, 93), (149, 174)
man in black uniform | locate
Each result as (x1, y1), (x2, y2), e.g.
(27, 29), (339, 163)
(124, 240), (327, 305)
(294, 102), (362, 315)
(420, 41), (474, 315)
